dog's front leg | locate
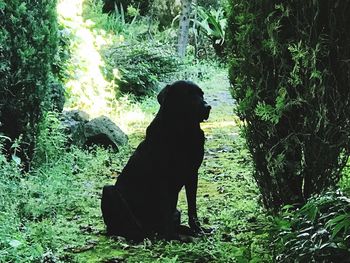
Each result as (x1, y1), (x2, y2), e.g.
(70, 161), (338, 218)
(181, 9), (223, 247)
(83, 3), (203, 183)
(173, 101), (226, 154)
(186, 173), (213, 235)
(185, 173), (202, 233)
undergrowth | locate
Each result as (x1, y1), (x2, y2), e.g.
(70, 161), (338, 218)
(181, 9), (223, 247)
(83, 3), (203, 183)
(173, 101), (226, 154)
(0, 68), (273, 262)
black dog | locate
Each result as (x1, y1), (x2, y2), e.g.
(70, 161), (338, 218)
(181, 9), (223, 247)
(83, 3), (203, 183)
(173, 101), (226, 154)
(101, 80), (211, 240)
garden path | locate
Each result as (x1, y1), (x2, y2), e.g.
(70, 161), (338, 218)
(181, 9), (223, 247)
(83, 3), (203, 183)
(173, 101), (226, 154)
(76, 69), (270, 262)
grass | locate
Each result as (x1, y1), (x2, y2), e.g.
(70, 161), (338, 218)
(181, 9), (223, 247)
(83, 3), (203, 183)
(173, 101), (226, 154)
(70, 68), (273, 262)
(0, 0), (274, 260)
(0, 66), (273, 262)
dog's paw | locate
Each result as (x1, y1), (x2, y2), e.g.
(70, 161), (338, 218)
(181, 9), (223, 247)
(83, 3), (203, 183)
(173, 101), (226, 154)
(189, 220), (214, 236)
(178, 234), (196, 243)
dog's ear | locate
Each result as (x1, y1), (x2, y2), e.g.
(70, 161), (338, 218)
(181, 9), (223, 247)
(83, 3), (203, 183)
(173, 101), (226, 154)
(157, 84), (171, 105)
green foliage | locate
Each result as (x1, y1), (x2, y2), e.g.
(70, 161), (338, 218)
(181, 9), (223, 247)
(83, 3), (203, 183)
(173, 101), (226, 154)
(84, 0), (134, 33)
(340, 161), (350, 193)
(195, 5), (227, 56)
(197, 0), (224, 9)
(53, 24), (72, 83)
(105, 41), (181, 97)
(228, 0), (350, 210)
(150, 0), (181, 30)
(102, 0), (151, 15)
(274, 191), (350, 262)
(0, 63), (274, 262)
(0, 0), (60, 166)
(0, 140), (122, 262)
(104, 2), (139, 33)
(32, 111), (67, 167)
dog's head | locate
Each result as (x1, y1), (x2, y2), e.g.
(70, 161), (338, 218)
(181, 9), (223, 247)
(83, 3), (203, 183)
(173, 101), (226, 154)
(157, 80), (211, 123)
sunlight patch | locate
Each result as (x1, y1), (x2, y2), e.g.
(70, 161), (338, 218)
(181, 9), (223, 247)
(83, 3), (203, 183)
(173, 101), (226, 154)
(57, 0), (119, 119)
(201, 120), (237, 129)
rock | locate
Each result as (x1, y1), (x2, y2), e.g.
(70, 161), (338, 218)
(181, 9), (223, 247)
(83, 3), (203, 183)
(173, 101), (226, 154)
(84, 116), (128, 150)
(61, 110), (90, 147)
(61, 112), (127, 150)
(62, 110), (90, 123)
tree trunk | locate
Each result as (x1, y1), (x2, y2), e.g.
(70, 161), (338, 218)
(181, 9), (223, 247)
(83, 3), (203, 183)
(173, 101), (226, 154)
(177, 0), (192, 59)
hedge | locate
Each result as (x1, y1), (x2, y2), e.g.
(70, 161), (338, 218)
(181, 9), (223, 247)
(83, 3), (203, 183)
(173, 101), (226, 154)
(0, 0), (60, 168)
(228, 0), (350, 210)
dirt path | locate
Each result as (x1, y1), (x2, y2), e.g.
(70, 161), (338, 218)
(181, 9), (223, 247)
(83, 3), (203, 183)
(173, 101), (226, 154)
(203, 74), (235, 107)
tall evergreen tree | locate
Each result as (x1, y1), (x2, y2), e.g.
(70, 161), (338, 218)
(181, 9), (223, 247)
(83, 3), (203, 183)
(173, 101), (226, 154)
(228, 1), (350, 210)
(0, 0), (59, 169)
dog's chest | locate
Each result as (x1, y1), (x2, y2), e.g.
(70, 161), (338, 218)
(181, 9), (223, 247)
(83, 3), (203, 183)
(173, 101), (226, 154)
(170, 136), (204, 170)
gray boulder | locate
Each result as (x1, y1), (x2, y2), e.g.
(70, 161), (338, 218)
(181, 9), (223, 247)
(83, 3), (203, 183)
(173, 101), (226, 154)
(84, 116), (128, 150)
(62, 110), (90, 123)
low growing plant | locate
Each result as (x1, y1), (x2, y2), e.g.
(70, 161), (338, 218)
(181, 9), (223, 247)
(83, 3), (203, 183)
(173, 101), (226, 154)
(195, 5), (227, 56)
(32, 111), (67, 167)
(274, 191), (350, 262)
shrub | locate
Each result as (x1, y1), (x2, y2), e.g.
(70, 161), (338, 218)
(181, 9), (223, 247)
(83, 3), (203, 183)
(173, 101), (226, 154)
(105, 41), (181, 97)
(228, 1), (350, 210)
(274, 191), (350, 262)
(0, 0), (60, 168)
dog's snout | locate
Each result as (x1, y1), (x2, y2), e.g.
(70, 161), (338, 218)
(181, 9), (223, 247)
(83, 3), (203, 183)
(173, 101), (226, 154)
(204, 102), (211, 112)
(202, 102), (211, 121)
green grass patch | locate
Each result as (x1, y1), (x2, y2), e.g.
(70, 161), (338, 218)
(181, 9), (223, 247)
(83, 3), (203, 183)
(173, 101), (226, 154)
(0, 66), (273, 262)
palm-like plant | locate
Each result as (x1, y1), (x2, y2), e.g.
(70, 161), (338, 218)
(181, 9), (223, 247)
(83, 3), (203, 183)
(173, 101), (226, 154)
(195, 6), (227, 55)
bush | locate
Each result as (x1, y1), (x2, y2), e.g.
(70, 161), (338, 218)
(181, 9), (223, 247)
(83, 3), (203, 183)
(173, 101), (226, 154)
(0, 0), (60, 168)
(105, 41), (181, 97)
(274, 191), (350, 262)
(228, 1), (350, 210)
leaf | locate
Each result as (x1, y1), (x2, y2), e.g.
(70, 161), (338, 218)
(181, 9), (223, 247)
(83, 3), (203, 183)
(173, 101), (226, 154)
(300, 226), (314, 233)
(11, 154), (21, 165)
(310, 206), (318, 222)
(329, 214), (349, 224)
(255, 102), (279, 124)
(319, 242), (330, 249)
(0, 1), (5, 10)
(296, 233), (310, 238)
(0, 135), (11, 141)
(325, 213), (350, 238)
(9, 239), (22, 248)
(331, 222), (347, 239)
